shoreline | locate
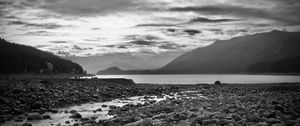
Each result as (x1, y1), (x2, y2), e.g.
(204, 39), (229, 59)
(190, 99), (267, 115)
(1, 78), (299, 125)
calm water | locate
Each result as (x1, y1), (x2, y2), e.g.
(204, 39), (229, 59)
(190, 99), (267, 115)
(91, 74), (300, 84)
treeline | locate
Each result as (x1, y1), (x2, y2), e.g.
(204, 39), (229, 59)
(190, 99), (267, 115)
(0, 38), (84, 74)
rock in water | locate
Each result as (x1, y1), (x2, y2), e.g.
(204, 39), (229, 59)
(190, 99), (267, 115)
(214, 81), (222, 85)
(27, 112), (42, 120)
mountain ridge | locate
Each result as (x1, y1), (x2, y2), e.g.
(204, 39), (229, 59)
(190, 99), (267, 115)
(97, 30), (300, 74)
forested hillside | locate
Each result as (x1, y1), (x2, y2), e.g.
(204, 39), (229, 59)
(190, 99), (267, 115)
(0, 38), (84, 74)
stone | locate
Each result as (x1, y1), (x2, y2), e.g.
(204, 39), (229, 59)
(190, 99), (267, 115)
(152, 114), (165, 119)
(22, 123), (32, 126)
(42, 115), (51, 119)
(295, 118), (300, 125)
(256, 122), (269, 126)
(81, 117), (89, 121)
(27, 112), (42, 120)
(15, 115), (26, 122)
(49, 109), (58, 113)
(82, 120), (98, 126)
(69, 112), (82, 118)
(103, 120), (118, 126)
(70, 110), (77, 114)
(272, 123), (284, 126)
(177, 120), (192, 126)
(202, 119), (214, 125)
(109, 105), (118, 109)
(30, 102), (42, 110)
(73, 123), (79, 126)
(267, 118), (281, 124)
(93, 108), (102, 113)
(124, 118), (153, 126)
(285, 119), (295, 126)
(217, 119), (230, 125)
(102, 104), (108, 108)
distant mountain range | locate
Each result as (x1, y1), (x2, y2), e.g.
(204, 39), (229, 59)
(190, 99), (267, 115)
(97, 30), (300, 74)
(67, 53), (179, 74)
(0, 38), (84, 74)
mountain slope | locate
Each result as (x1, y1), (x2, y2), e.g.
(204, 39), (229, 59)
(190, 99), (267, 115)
(97, 30), (300, 74)
(160, 30), (300, 73)
(0, 38), (84, 74)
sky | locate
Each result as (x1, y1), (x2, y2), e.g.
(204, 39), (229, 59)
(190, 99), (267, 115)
(1, 0), (300, 58)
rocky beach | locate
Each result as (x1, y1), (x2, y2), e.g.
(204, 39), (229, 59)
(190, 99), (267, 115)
(0, 77), (299, 126)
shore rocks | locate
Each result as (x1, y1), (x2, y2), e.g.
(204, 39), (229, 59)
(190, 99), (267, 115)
(0, 79), (182, 123)
(103, 83), (300, 126)
(0, 79), (299, 126)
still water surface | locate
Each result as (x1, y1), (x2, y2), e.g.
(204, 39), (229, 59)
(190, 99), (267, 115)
(92, 74), (300, 84)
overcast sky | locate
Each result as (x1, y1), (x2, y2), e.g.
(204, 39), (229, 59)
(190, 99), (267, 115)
(1, 0), (300, 57)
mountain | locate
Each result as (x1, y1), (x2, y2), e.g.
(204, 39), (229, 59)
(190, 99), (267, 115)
(67, 53), (179, 74)
(97, 66), (152, 75)
(97, 30), (300, 74)
(161, 30), (300, 74)
(0, 38), (84, 74)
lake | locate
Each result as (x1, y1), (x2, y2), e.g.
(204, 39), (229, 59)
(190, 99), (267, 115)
(88, 74), (300, 84)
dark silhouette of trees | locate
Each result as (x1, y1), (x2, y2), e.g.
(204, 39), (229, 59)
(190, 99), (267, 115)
(0, 38), (84, 74)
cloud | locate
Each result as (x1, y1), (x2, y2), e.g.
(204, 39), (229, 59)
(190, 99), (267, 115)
(158, 41), (187, 50)
(73, 45), (83, 50)
(40, 0), (137, 16)
(129, 40), (156, 46)
(166, 28), (176, 32)
(189, 17), (238, 23)
(72, 45), (93, 50)
(118, 45), (127, 49)
(8, 21), (66, 29)
(135, 23), (176, 27)
(57, 50), (72, 56)
(35, 44), (51, 48)
(183, 29), (201, 35)
(169, 5), (300, 25)
(91, 27), (101, 30)
(49, 40), (70, 44)
(83, 38), (104, 42)
(124, 34), (162, 41)
(19, 31), (56, 36)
